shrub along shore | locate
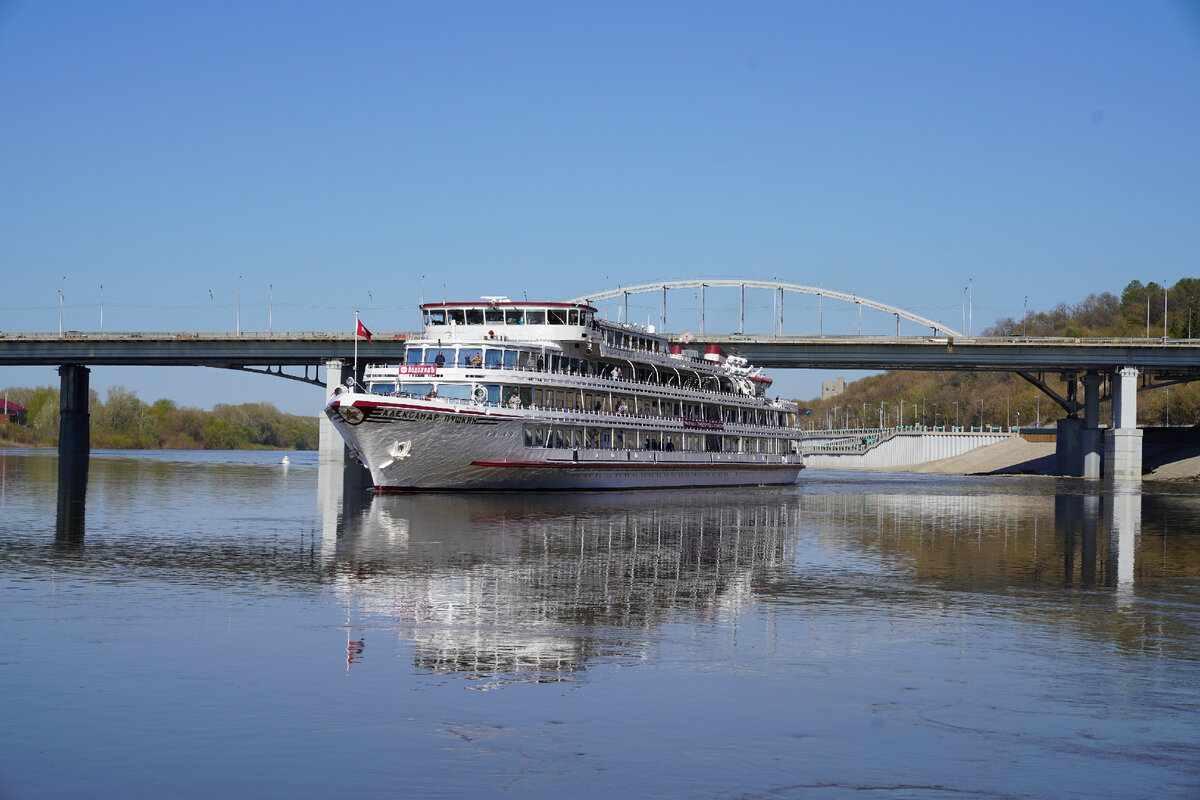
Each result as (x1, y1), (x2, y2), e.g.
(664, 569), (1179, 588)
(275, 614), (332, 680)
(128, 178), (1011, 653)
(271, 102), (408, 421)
(0, 385), (318, 450)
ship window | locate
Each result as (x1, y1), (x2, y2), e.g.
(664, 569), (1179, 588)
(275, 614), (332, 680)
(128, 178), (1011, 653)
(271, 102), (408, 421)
(459, 348), (482, 366)
(401, 383), (434, 396)
(503, 386), (522, 408)
(483, 385), (501, 404)
(465, 308), (484, 325)
(568, 309), (580, 325)
(449, 309), (466, 324)
(505, 309), (524, 325)
(438, 384), (472, 400)
(405, 347), (423, 363)
(503, 349), (518, 368)
(525, 310), (546, 325)
(428, 309), (446, 325)
(547, 309), (567, 324)
(485, 308), (504, 323)
(484, 349), (503, 367)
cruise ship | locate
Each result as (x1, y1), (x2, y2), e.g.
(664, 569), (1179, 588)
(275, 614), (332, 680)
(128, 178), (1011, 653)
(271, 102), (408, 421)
(324, 298), (804, 491)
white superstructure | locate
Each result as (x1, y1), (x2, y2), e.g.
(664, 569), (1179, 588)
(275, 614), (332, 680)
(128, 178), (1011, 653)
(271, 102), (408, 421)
(324, 298), (804, 491)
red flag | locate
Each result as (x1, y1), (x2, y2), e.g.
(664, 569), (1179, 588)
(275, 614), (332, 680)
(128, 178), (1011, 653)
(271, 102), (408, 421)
(356, 318), (372, 342)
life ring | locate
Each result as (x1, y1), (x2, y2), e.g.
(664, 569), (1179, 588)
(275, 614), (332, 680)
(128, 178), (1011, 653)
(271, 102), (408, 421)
(388, 440), (412, 460)
(473, 385), (488, 402)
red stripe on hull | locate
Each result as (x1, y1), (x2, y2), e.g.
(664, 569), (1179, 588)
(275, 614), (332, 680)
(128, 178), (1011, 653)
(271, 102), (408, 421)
(469, 459), (803, 471)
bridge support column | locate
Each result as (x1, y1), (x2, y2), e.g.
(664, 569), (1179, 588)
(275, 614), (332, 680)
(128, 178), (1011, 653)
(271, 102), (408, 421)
(1104, 367), (1142, 481)
(58, 364), (91, 458)
(1056, 417), (1082, 476)
(320, 359), (347, 463)
(1081, 373), (1102, 479)
(319, 359), (370, 490)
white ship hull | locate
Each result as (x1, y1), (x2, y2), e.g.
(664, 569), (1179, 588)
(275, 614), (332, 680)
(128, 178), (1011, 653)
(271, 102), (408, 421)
(325, 296), (804, 492)
(326, 396), (803, 492)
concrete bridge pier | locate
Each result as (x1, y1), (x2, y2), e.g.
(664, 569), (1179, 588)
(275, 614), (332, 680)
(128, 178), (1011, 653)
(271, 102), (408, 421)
(319, 359), (348, 463)
(1055, 417), (1082, 476)
(58, 364), (91, 458)
(318, 360), (369, 491)
(1104, 367), (1142, 481)
(1081, 372), (1103, 479)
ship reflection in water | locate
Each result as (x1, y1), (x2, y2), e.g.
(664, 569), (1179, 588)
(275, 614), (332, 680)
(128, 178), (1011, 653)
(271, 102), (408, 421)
(315, 470), (1200, 684)
(319, 478), (798, 684)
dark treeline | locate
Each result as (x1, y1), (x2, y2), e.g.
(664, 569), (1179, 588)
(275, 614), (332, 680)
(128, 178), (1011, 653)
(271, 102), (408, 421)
(802, 278), (1200, 430)
(1, 385), (318, 450)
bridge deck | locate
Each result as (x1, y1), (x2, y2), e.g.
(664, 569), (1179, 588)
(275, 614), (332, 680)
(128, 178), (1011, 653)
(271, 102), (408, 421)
(1, 331), (1198, 375)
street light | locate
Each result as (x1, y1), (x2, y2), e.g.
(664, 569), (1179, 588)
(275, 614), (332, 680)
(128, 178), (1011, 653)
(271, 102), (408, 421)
(58, 276), (65, 335)
(269, 283), (273, 334)
(208, 289), (214, 334)
(1023, 295), (1028, 337)
(368, 290), (374, 331)
(954, 400), (960, 429)
(99, 284), (104, 333)
(237, 275), (242, 336)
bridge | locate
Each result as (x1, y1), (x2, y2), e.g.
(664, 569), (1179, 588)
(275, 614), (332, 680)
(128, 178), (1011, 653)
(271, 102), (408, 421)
(4, 279), (1199, 481)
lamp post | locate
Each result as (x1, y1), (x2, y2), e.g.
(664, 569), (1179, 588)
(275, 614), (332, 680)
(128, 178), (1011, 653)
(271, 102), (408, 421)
(269, 283), (273, 334)
(1015, 410), (1020, 433)
(899, 398), (904, 429)
(58, 276), (65, 335)
(236, 275), (242, 336)
(99, 284), (104, 333)
(954, 400), (960, 429)
(368, 290), (374, 331)
(969, 278), (973, 336)
(208, 289), (214, 334)
(1023, 295), (1028, 337)
(879, 402), (886, 429)
(1164, 286), (1168, 341)
(1006, 396), (1011, 429)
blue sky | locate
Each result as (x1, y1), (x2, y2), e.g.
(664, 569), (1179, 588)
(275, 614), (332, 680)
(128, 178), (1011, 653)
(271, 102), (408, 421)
(2, 1), (1198, 414)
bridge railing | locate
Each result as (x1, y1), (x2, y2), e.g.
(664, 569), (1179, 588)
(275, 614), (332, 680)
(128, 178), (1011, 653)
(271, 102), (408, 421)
(0, 331), (413, 340)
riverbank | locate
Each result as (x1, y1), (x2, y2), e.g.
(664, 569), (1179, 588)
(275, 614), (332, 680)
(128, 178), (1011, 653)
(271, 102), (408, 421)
(885, 436), (1200, 481)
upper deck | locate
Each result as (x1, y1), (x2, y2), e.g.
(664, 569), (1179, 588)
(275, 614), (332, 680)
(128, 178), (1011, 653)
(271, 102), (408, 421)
(421, 299), (603, 343)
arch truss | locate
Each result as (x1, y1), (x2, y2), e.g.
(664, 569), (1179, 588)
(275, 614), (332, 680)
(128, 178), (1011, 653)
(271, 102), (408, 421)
(567, 279), (963, 338)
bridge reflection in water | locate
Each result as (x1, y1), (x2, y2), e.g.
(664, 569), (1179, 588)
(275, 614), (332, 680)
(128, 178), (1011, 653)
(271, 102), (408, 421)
(21, 453), (1195, 684)
(310, 468), (1200, 683)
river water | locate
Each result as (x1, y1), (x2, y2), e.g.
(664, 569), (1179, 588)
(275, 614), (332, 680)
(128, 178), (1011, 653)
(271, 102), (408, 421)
(1, 448), (1198, 799)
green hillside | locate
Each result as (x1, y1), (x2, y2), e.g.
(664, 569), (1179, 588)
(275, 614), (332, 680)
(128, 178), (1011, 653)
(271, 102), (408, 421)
(800, 279), (1200, 430)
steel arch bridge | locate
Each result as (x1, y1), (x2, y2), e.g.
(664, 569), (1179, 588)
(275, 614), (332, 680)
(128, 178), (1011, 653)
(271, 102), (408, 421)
(567, 279), (963, 339)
